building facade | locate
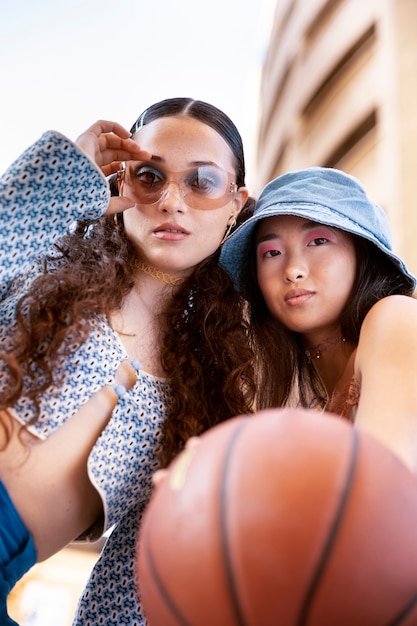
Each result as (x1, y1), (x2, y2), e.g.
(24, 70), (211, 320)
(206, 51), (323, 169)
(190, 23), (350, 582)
(256, 0), (417, 275)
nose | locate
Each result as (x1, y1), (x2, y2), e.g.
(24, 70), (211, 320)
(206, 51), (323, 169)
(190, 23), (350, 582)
(158, 181), (186, 213)
(283, 252), (307, 283)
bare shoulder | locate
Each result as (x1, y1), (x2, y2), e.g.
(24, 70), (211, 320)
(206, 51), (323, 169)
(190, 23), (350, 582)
(357, 294), (417, 363)
(367, 293), (417, 312)
(362, 294), (417, 330)
(354, 295), (417, 475)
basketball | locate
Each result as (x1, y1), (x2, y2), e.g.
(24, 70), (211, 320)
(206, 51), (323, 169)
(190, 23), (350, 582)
(136, 408), (417, 625)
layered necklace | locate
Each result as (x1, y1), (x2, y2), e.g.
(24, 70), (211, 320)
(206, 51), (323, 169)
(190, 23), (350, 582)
(137, 260), (184, 287)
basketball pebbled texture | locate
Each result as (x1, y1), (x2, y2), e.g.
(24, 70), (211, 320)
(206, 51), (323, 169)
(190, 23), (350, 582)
(137, 408), (417, 626)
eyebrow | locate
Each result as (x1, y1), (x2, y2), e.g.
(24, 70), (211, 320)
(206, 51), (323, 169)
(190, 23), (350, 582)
(256, 220), (328, 245)
(257, 232), (280, 245)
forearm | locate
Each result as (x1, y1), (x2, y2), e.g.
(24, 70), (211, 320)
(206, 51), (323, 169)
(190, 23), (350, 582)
(0, 130), (110, 296)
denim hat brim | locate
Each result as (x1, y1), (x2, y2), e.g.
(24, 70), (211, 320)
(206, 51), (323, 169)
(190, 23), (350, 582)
(220, 167), (416, 294)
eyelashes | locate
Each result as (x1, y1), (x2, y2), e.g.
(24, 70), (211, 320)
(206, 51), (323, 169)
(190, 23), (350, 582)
(257, 229), (335, 254)
(257, 243), (282, 258)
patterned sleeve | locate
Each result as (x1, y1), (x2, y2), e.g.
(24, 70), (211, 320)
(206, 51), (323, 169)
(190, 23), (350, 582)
(0, 130), (110, 297)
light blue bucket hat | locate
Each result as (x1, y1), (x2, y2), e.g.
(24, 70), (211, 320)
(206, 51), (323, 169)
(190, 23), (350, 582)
(220, 166), (416, 293)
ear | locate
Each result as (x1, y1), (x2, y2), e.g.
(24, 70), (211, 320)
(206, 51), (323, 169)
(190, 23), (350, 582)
(229, 186), (249, 222)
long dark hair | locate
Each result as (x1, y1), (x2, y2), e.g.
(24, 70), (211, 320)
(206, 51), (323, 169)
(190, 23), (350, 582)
(1, 98), (256, 465)
(244, 229), (415, 411)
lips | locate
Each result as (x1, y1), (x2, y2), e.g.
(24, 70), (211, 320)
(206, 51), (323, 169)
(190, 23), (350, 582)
(284, 289), (314, 305)
(153, 223), (190, 240)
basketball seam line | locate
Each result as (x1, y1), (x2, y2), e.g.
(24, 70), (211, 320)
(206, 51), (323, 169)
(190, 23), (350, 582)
(388, 589), (417, 626)
(219, 418), (251, 626)
(296, 428), (360, 626)
(143, 519), (194, 626)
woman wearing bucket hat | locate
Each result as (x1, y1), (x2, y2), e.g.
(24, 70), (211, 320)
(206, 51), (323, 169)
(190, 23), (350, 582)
(220, 166), (417, 474)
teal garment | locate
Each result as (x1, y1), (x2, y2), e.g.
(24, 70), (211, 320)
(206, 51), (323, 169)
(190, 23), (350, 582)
(0, 481), (37, 625)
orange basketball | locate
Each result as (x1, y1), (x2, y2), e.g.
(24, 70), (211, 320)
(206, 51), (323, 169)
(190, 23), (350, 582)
(137, 408), (417, 626)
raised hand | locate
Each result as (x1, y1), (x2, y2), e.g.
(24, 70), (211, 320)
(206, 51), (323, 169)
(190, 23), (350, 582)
(75, 120), (151, 214)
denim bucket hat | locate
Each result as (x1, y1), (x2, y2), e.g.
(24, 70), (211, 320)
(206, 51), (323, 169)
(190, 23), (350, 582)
(220, 166), (416, 293)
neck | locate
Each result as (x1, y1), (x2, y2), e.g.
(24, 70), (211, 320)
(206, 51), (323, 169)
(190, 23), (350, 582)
(305, 334), (356, 398)
(137, 260), (184, 287)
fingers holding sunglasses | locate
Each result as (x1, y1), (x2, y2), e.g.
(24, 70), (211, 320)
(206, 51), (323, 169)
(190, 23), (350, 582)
(75, 120), (150, 174)
(98, 133), (150, 176)
(105, 195), (137, 215)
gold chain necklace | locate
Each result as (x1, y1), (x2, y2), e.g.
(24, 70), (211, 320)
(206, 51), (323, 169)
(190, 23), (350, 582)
(137, 261), (183, 286)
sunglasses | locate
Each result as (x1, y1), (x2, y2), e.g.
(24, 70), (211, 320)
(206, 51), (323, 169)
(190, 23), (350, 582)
(118, 162), (238, 210)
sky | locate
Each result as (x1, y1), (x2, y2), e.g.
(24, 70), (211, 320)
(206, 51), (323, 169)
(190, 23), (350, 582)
(1, 0), (276, 192)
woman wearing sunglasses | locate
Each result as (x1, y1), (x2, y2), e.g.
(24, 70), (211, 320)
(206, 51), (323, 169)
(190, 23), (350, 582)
(0, 98), (256, 625)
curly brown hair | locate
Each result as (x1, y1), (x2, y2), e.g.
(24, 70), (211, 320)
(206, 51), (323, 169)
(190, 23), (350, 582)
(0, 98), (256, 464)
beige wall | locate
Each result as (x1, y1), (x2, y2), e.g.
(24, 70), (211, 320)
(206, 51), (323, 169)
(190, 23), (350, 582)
(256, 0), (417, 276)
(394, 0), (417, 274)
